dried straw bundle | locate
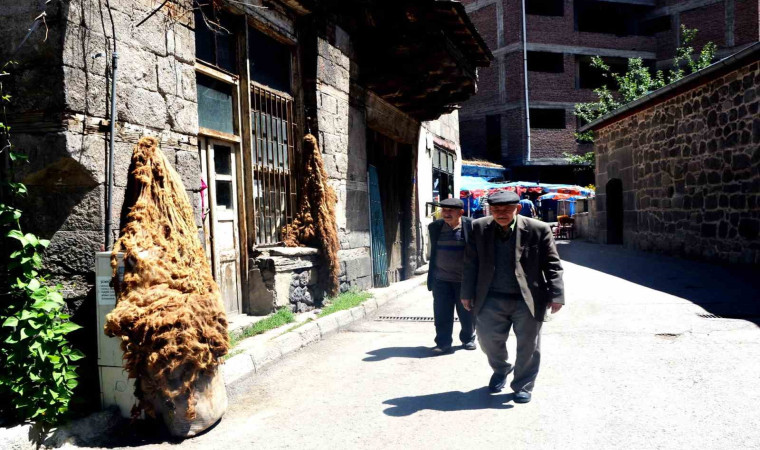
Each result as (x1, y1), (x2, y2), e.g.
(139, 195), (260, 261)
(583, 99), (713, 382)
(105, 137), (229, 420)
(281, 134), (340, 296)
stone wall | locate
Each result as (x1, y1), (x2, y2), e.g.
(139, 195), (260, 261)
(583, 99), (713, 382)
(594, 53), (760, 265)
(249, 247), (322, 314)
(0, 0), (199, 411)
(573, 199), (597, 241)
(314, 24), (373, 293)
(3, 0), (199, 302)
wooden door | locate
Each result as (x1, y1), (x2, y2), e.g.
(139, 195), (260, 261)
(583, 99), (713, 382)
(203, 139), (243, 316)
(368, 165), (389, 288)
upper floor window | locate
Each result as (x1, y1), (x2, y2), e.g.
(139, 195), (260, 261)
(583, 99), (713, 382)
(195, 6), (238, 73)
(433, 146), (456, 202)
(249, 26), (292, 93)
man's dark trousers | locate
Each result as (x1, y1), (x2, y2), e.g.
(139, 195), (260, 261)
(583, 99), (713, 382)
(477, 295), (542, 393)
(433, 279), (475, 348)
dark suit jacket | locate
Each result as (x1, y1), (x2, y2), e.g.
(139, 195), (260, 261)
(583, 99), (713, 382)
(427, 217), (473, 291)
(461, 215), (564, 321)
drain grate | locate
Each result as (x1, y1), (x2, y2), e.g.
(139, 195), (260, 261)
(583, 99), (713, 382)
(375, 316), (458, 323)
(655, 333), (681, 340)
(698, 313), (760, 319)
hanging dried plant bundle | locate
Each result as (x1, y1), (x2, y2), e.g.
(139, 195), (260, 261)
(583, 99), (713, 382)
(105, 137), (229, 421)
(281, 134), (341, 296)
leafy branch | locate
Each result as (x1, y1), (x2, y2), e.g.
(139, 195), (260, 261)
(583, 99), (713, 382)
(0, 62), (83, 426)
(573, 25), (717, 144)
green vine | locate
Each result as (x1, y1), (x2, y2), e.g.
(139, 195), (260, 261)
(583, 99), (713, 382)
(0, 62), (84, 426)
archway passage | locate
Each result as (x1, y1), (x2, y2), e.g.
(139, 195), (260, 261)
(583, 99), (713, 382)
(606, 178), (623, 245)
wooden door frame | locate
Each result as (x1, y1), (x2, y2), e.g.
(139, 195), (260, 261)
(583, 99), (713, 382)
(200, 136), (244, 316)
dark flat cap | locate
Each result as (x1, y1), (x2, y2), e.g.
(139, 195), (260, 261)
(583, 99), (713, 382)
(436, 198), (464, 209)
(488, 191), (520, 205)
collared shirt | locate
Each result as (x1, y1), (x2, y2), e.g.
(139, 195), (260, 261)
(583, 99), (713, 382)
(494, 217), (517, 242)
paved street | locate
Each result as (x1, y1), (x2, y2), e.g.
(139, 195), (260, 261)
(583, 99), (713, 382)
(104, 241), (760, 450)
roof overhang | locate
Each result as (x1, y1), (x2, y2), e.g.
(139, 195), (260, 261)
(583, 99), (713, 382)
(311, 0), (494, 121)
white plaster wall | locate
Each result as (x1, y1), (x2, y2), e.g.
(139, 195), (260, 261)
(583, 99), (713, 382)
(417, 111), (462, 262)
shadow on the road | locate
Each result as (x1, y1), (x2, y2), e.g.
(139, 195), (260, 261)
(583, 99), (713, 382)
(363, 346), (441, 361)
(42, 414), (224, 448)
(558, 241), (760, 327)
(43, 416), (185, 448)
(383, 387), (514, 416)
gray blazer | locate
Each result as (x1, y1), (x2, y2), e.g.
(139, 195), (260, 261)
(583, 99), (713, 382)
(461, 215), (564, 321)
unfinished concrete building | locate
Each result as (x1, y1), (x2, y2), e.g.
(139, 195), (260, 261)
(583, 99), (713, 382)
(459, 0), (760, 184)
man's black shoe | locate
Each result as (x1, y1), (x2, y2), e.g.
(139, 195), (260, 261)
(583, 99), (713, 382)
(431, 346), (453, 355)
(514, 390), (532, 403)
(488, 373), (508, 392)
(463, 340), (477, 350)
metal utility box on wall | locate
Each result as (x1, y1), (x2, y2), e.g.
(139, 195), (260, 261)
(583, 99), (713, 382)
(95, 252), (135, 418)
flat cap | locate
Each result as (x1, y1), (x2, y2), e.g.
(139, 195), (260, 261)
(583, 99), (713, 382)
(436, 198), (464, 209)
(488, 190), (520, 205)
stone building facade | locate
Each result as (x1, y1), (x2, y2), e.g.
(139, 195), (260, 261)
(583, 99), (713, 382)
(459, 0), (760, 184)
(1, 0), (490, 408)
(583, 42), (760, 265)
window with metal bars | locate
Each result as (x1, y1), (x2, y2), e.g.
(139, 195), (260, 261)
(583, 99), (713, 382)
(251, 84), (297, 245)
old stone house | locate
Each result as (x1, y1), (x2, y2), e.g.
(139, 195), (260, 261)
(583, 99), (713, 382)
(0, 0), (490, 402)
(580, 42), (759, 266)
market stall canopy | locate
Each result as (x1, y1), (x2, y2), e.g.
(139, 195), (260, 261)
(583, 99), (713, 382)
(460, 179), (594, 199)
(538, 192), (592, 201)
(539, 184), (595, 197)
(460, 178), (595, 213)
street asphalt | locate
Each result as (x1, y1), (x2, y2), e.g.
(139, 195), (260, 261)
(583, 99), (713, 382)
(94, 241), (760, 450)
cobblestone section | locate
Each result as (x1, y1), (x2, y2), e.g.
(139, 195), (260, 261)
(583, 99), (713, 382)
(594, 57), (760, 265)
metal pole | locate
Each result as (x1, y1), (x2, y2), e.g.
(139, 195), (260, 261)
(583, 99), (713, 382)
(520, 0), (531, 162)
(105, 52), (118, 250)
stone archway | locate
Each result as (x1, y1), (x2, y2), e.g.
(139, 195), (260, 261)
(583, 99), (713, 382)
(606, 178), (623, 245)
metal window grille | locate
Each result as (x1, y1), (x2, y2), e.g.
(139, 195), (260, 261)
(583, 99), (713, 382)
(251, 84), (297, 245)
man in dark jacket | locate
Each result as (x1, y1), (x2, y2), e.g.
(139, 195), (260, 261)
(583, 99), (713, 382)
(461, 191), (564, 403)
(427, 198), (476, 355)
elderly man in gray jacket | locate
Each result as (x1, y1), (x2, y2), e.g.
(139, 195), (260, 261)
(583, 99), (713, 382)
(461, 191), (564, 403)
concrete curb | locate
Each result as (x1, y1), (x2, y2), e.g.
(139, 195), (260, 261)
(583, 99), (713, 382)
(221, 275), (425, 390)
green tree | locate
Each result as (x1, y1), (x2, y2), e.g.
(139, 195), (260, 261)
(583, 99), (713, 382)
(574, 25), (717, 143)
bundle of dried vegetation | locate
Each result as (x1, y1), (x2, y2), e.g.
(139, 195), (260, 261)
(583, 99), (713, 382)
(105, 137), (229, 420)
(281, 134), (340, 296)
